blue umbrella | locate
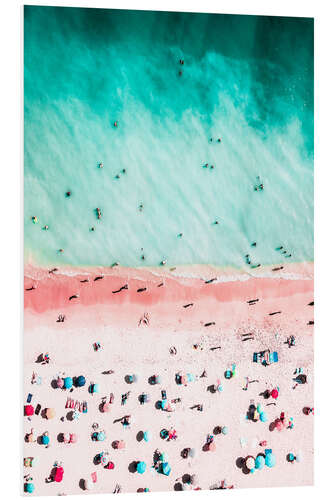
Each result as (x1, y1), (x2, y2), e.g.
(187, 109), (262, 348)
(137, 461), (146, 474)
(143, 431), (151, 442)
(260, 411), (267, 422)
(160, 400), (167, 410)
(64, 377), (73, 389)
(265, 452), (276, 468)
(97, 431), (106, 442)
(76, 375), (86, 387)
(161, 462), (171, 476)
(25, 483), (35, 494)
(255, 455), (265, 470)
(221, 426), (228, 435)
(42, 434), (50, 445)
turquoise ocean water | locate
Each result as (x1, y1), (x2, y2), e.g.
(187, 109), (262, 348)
(24, 7), (313, 270)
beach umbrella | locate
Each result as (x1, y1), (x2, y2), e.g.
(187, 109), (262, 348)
(102, 402), (110, 413)
(106, 461), (114, 469)
(265, 453), (276, 468)
(221, 426), (228, 435)
(25, 483), (35, 494)
(161, 462), (171, 476)
(97, 431), (106, 442)
(46, 408), (55, 419)
(137, 461), (146, 474)
(143, 431), (151, 442)
(255, 455), (265, 470)
(160, 400), (167, 410)
(63, 433), (70, 444)
(271, 389), (279, 399)
(275, 419), (284, 431)
(76, 375), (86, 387)
(245, 456), (255, 470)
(54, 466), (64, 482)
(24, 405), (34, 416)
(41, 434), (50, 445)
(208, 442), (216, 452)
(69, 433), (77, 444)
(84, 479), (94, 490)
(259, 412), (267, 422)
(187, 373), (195, 382)
(63, 377), (73, 390)
(92, 383), (100, 393)
(56, 377), (64, 389)
(295, 453), (302, 463)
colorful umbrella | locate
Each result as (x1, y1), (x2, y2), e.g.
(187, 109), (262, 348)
(143, 431), (151, 442)
(137, 461), (146, 474)
(259, 411), (267, 422)
(246, 456), (255, 470)
(208, 442), (216, 452)
(56, 377), (64, 389)
(255, 455), (265, 470)
(63, 377), (73, 389)
(24, 405), (34, 416)
(76, 375), (86, 387)
(46, 408), (55, 419)
(265, 452), (276, 468)
(161, 462), (171, 476)
(271, 389), (279, 399)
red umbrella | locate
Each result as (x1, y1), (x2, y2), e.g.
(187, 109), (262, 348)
(271, 389), (279, 399)
(275, 419), (284, 431)
(24, 405), (34, 416)
(54, 467), (64, 483)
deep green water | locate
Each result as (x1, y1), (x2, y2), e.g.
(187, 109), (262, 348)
(24, 6), (313, 269)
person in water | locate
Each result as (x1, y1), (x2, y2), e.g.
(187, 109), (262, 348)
(66, 191), (71, 197)
(32, 216), (38, 224)
(43, 225), (49, 230)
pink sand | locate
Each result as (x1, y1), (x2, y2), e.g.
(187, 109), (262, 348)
(23, 263), (313, 495)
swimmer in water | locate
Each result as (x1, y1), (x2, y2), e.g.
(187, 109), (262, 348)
(58, 249), (64, 254)
(217, 138), (222, 143)
(251, 242), (257, 247)
(160, 260), (166, 266)
(32, 216), (38, 224)
(213, 220), (219, 225)
(122, 168), (126, 174)
(90, 226), (95, 232)
(114, 121), (118, 127)
(179, 70), (183, 76)
(139, 203), (143, 211)
(43, 225), (49, 230)
(66, 191), (71, 197)
(96, 208), (101, 219)
(210, 165), (214, 169)
(98, 162), (103, 168)
(178, 233), (183, 238)
(203, 163), (209, 168)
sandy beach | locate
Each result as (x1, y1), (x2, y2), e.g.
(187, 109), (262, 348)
(23, 263), (314, 495)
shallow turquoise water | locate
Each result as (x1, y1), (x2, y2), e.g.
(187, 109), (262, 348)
(24, 7), (313, 269)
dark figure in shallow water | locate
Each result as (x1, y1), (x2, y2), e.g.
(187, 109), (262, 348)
(94, 276), (104, 281)
(80, 278), (89, 283)
(66, 191), (71, 197)
(25, 285), (36, 291)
